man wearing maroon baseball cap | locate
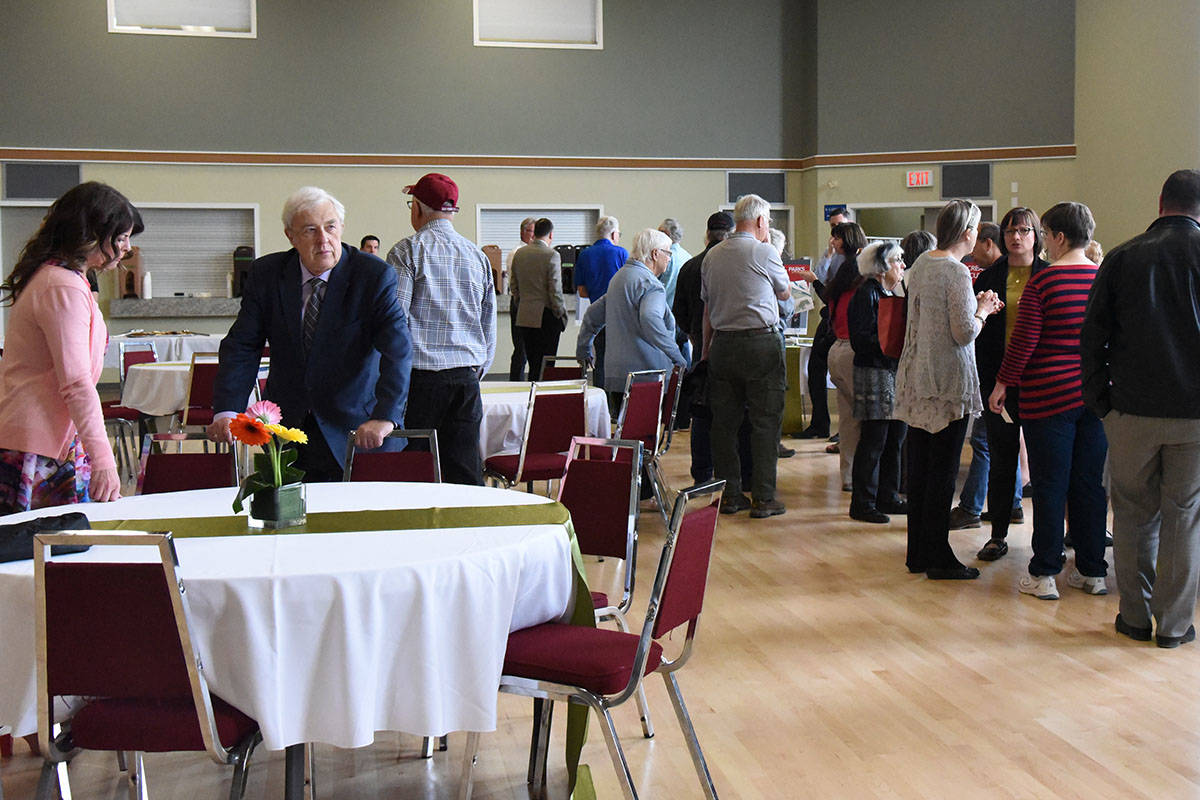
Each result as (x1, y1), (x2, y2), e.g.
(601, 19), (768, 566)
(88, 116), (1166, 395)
(387, 173), (496, 485)
(402, 173), (460, 213)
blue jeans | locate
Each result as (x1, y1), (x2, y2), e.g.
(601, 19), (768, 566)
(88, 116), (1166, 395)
(1023, 406), (1109, 577)
(958, 416), (1022, 515)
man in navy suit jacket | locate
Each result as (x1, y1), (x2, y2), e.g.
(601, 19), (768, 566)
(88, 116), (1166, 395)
(209, 186), (412, 481)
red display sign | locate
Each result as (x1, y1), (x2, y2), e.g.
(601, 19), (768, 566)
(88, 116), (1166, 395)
(906, 169), (933, 188)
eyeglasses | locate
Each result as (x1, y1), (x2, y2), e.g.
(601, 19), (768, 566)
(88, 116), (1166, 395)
(406, 200), (415, 209)
(1004, 226), (1038, 236)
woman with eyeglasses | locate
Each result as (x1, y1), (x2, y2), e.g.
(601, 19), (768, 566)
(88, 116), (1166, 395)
(971, 207), (1049, 562)
(895, 199), (1003, 579)
(846, 241), (908, 523)
(821, 221), (867, 489)
(577, 228), (687, 407)
(0, 182), (143, 514)
(988, 202), (1108, 600)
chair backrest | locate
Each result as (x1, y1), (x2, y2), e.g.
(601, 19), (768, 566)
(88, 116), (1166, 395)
(514, 380), (589, 483)
(540, 356), (587, 382)
(658, 364), (684, 456)
(181, 352), (221, 426)
(33, 530), (235, 763)
(343, 428), (442, 483)
(118, 340), (159, 388)
(559, 436), (642, 561)
(138, 433), (238, 495)
(607, 479), (724, 705)
(615, 370), (665, 456)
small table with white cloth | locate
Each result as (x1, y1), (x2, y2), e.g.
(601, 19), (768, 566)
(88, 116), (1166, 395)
(120, 359), (267, 417)
(104, 331), (225, 370)
(0, 483), (575, 789)
(480, 380), (611, 460)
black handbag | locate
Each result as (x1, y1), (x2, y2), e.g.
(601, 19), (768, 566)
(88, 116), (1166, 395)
(0, 511), (92, 563)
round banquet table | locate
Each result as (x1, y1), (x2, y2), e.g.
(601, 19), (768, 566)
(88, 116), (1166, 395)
(0, 482), (574, 751)
(120, 359), (267, 417)
(104, 332), (225, 370)
(480, 380), (611, 459)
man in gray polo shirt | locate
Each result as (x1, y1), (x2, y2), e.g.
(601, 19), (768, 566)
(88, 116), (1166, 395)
(701, 193), (791, 518)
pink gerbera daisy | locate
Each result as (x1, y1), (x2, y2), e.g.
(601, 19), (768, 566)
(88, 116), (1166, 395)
(246, 399), (282, 425)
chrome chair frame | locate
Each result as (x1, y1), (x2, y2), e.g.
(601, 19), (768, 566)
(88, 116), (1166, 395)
(173, 352), (220, 434)
(614, 370), (669, 523)
(483, 379), (588, 493)
(560, 435), (655, 738)
(342, 428), (442, 483)
(33, 530), (262, 800)
(105, 341), (160, 482)
(538, 354), (592, 384)
(138, 432), (239, 496)
(463, 479), (725, 800)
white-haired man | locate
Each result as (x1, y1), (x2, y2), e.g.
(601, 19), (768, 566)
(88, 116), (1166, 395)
(701, 194), (791, 518)
(388, 173), (496, 485)
(210, 186), (413, 482)
(574, 215), (627, 390)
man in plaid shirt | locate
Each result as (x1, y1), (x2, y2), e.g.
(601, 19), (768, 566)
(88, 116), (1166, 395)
(387, 173), (496, 485)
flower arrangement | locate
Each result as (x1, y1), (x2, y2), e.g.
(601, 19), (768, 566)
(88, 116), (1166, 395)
(229, 400), (309, 513)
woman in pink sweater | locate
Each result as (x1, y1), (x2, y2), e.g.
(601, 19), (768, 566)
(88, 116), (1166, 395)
(0, 182), (143, 514)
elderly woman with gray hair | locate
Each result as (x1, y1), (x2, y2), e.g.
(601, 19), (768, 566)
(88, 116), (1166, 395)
(846, 241), (908, 523)
(577, 228), (687, 401)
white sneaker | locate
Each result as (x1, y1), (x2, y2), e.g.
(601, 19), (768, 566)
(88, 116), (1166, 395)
(1066, 567), (1108, 595)
(1018, 574), (1059, 600)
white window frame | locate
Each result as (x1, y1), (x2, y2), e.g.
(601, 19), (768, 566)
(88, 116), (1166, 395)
(473, 0), (602, 50)
(107, 0), (257, 39)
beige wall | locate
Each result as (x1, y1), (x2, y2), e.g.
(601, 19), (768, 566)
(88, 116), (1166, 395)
(79, 163), (729, 258)
(1075, 0), (1200, 247)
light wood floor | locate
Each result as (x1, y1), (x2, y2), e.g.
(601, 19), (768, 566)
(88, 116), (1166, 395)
(4, 429), (1200, 800)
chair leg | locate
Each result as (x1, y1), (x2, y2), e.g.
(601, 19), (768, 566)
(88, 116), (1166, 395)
(420, 736), (435, 759)
(34, 760), (63, 800)
(593, 703), (639, 800)
(457, 731), (480, 800)
(526, 698), (553, 796)
(662, 672), (719, 800)
(283, 744), (305, 800)
(227, 732), (261, 800)
(646, 459), (671, 527)
(126, 751), (148, 800)
(610, 612), (655, 739)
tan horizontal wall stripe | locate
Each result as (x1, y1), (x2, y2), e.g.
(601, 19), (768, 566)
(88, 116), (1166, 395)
(0, 145), (1074, 170)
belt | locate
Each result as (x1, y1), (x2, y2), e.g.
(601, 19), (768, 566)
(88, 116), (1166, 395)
(714, 326), (775, 337)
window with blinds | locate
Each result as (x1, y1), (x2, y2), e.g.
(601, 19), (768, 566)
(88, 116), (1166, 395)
(477, 207), (601, 266)
(133, 207), (257, 297)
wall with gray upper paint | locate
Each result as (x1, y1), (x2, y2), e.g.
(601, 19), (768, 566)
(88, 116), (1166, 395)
(813, 0), (1074, 153)
(0, 1), (1073, 159)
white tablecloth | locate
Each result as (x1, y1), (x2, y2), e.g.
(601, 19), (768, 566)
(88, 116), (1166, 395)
(105, 333), (224, 370)
(120, 360), (265, 416)
(480, 381), (611, 459)
(0, 483), (573, 750)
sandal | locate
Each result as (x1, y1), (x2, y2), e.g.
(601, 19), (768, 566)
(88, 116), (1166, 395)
(977, 538), (1009, 561)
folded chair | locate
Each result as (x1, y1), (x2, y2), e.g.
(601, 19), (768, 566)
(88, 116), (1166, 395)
(138, 433), (239, 495)
(462, 479), (726, 799)
(33, 530), (262, 800)
(483, 380), (587, 493)
(343, 428), (442, 483)
(614, 370), (668, 522)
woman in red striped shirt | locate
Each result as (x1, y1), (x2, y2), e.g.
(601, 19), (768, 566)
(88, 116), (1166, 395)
(988, 202), (1109, 601)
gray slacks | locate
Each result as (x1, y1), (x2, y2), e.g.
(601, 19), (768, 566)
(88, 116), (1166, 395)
(1104, 411), (1200, 639)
